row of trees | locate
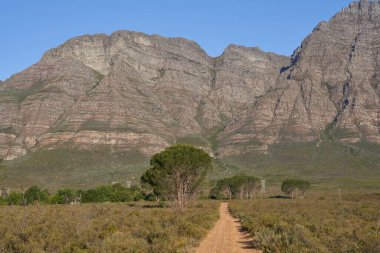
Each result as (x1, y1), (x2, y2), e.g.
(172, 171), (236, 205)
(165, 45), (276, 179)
(210, 177), (311, 200)
(4, 186), (50, 205)
(210, 175), (261, 200)
(140, 145), (311, 203)
(0, 184), (144, 206)
(1, 178), (310, 206)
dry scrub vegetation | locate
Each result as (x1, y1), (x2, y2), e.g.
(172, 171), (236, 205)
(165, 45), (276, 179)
(0, 201), (219, 253)
(229, 193), (380, 253)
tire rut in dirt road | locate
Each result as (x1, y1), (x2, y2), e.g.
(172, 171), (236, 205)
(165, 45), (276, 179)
(195, 202), (261, 253)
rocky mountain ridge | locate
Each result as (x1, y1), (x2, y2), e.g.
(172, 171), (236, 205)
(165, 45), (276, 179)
(0, 0), (379, 162)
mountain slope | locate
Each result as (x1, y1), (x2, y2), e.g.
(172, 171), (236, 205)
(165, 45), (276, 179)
(218, 0), (380, 156)
(0, 31), (289, 160)
(0, 0), (380, 188)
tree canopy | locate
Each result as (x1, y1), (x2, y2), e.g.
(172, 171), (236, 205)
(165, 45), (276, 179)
(80, 184), (144, 203)
(281, 179), (310, 199)
(24, 186), (50, 204)
(141, 144), (212, 208)
(210, 175), (261, 200)
(1, 184), (144, 206)
(50, 188), (79, 204)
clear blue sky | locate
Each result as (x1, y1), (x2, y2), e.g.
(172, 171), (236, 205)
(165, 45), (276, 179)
(0, 0), (353, 81)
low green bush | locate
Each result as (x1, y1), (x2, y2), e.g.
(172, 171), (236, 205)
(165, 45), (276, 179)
(6, 192), (23, 205)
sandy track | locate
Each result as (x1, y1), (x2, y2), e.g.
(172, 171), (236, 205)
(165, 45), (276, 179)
(195, 202), (261, 253)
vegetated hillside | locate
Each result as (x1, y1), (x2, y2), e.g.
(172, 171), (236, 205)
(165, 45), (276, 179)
(0, 0), (380, 188)
(0, 145), (148, 190)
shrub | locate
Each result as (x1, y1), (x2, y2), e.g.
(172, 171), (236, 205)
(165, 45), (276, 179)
(229, 195), (380, 253)
(0, 201), (219, 252)
(6, 192), (23, 205)
(144, 193), (157, 201)
(50, 188), (79, 204)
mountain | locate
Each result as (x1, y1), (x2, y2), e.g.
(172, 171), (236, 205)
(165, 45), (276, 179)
(0, 0), (379, 188)
(0, 32), (289, 160)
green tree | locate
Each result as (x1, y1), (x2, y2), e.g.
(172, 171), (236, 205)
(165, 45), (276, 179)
(141, 144), (213, 209)
(210, 175), (261, 200)
(281, 179), (310, 199)
(50, 188), (78, 204)
(81, 189), (100, 203)
(211, 177), (233, 200)
(80, 184), (144, 203)
(230, 175), (261, 199)
(24, 186), (49, 204)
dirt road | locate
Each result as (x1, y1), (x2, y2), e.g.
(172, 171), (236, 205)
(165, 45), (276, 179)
(195, 202), (261, 253)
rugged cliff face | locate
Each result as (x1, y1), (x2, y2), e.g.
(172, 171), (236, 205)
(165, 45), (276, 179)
(0, 0), (379, 164)
(0, 31), (289, 160)
(218, 0), (380, 156)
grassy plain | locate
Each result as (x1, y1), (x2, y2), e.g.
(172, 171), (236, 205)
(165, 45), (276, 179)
(0, 201), (219, 253)
(0, 184), (379, 253)
(229, 191), (380, 253)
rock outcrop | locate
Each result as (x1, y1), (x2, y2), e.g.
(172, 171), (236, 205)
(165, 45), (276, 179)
(0, 0), (379, 161)
(218, 0), (380, 155)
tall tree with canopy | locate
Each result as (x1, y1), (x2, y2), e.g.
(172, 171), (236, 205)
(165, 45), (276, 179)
(210, 175), (261, 200)
(141, 144), (212, 209)
(281, 179), (310, 199)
